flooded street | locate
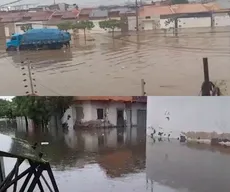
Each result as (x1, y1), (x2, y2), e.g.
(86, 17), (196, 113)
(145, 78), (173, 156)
(2, 123), (230, 191)
(1, 27), (230, 95)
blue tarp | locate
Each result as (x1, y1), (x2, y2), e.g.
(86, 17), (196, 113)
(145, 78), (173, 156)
(21, 28), (70, 44)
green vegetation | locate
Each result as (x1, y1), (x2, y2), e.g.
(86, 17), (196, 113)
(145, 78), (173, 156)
(20, 24), (33, 32)
(0, 97), (73, 129)
(171, 0), (189, 4)
(99, 19), (122, 37)
(57, 21), (95, 42)
(57, 21), (73, 31)
(72, 20), (95, 42)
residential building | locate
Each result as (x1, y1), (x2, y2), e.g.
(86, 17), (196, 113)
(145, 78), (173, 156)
(138, 3), (227, 30)
(0, 10), (79, 38)
(89, 9), (109, 33)
(62, 96), (147, 129)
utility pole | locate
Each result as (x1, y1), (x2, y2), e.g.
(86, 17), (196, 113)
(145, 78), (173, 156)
(135, 0), (139, 32)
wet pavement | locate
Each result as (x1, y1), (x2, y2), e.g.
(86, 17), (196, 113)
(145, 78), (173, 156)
(2, 124), (230, 191)
(0, 27), (230, 96)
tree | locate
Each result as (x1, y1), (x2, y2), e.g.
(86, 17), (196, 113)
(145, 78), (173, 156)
(72, 20), (94, 43)
(20, 24), (33, 32)
(171, 0), (189, 4)
(12, 96), (74, 129)
(57, 21), (73, 31)
(99, 19), (122, 38)
(0, 99), (15, 119)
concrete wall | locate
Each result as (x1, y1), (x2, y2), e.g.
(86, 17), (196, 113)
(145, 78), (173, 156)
(178, 17), (211, 28)
(160, 15), (230, 29)
(62, 101), (146, 128)
(147, 97), (230, 139)
(214, 13), (230, 27)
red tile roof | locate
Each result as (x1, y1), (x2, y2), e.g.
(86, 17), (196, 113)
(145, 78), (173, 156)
(74, 96), (133, 102)
(79, 8), (93, 15)
(0, 10), (78, 23)
(139, 3), (221, 17)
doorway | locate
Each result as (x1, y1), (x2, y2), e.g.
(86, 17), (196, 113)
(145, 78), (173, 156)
(116, 109), (125, 128)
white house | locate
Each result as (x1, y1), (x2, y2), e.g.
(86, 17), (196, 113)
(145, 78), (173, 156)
(62, 96), (147, 129)
(147, 96), (230, 140)
(213, 11), (230, 27)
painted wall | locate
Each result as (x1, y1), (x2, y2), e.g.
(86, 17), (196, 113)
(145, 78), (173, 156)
(14, 21), (44, 34)
(178, 17), (211, 28)
(62, 101), (146, 128)
(147, 97), (230, 139)
(214, 14), (230, 27)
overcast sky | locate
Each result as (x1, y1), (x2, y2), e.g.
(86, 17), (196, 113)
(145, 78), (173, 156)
(0, 96), (14, 101)
(147, 97), (230, 137)
(0, 0), (228, 8)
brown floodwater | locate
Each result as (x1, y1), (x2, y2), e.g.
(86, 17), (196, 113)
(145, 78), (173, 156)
(0, 27), (230, 95)
(2, 122), (230, 192)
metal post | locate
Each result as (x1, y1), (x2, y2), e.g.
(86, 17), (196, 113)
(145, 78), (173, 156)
(141, 79), (146, 96)
(0, 157), (5, 184)
(27, 62), (35, 95)
(135, 0), (139, 32)
(202, 57), (211, 96)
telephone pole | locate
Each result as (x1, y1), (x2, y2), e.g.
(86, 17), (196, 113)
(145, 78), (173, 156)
(135, 0), (139, 31)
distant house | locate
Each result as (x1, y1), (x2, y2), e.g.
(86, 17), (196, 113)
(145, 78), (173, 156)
(89, 9), (109, 33)
(62, 96), (147, 129)
(78, 8), (93, 20)
(0, 10), (79, 38)
(138, 3), (225, 30)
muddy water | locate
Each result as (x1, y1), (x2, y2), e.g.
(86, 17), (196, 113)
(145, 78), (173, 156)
(0, 27), (230, 95)
(2, 125), (230, 191)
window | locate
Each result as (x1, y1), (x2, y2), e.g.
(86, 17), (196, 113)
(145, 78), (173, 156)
(11, 36), (17, 41)
(145, 16), (151, 19)
(97, 108), (104, 119)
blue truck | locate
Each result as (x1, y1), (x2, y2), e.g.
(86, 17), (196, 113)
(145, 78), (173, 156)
(6, 28), (71, 51)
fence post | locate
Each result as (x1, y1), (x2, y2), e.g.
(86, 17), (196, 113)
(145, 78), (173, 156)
(0, 157), (6, 184)
(202, 58), (211, 96)
(141, 79), (146, 96)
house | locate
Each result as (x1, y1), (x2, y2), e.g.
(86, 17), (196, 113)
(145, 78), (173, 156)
(62, 96), (147, 129)
(78, 8), (93, 20)
(138, 3), (223, 30)
(213, 9), (230, 27)
(109, 7), (136, 32)
(89, 9), (109, 33)
(0, 10), (79, 38)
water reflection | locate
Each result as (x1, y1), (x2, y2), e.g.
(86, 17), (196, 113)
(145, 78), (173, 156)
(146, 137), (230, 192)
(3, 125), (230, 191)
(1, 29), (230, 95)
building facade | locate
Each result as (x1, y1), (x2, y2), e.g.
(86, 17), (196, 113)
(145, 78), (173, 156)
(62, 96), (147, 129)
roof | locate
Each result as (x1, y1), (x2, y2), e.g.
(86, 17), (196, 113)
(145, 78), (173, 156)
(74, 96), (133, 102)
(74, 96), (147, 103)
(89, 9), (108, 18)
(0, 10), (78, 23)
(139, 3), (221, 17)
(79, 8), (93, 15)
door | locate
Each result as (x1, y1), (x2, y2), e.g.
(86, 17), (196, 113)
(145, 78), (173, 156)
(116, 109), (125, 128)
(137, 109), (146, 128)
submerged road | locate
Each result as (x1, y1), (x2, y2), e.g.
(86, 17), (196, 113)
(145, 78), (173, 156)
(1, 126), (230, 191)
(0, 27), (230, 96)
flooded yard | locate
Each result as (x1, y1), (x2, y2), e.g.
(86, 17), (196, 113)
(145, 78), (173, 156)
(1, 125), (230, 191)
(0, 27), (230, 96)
